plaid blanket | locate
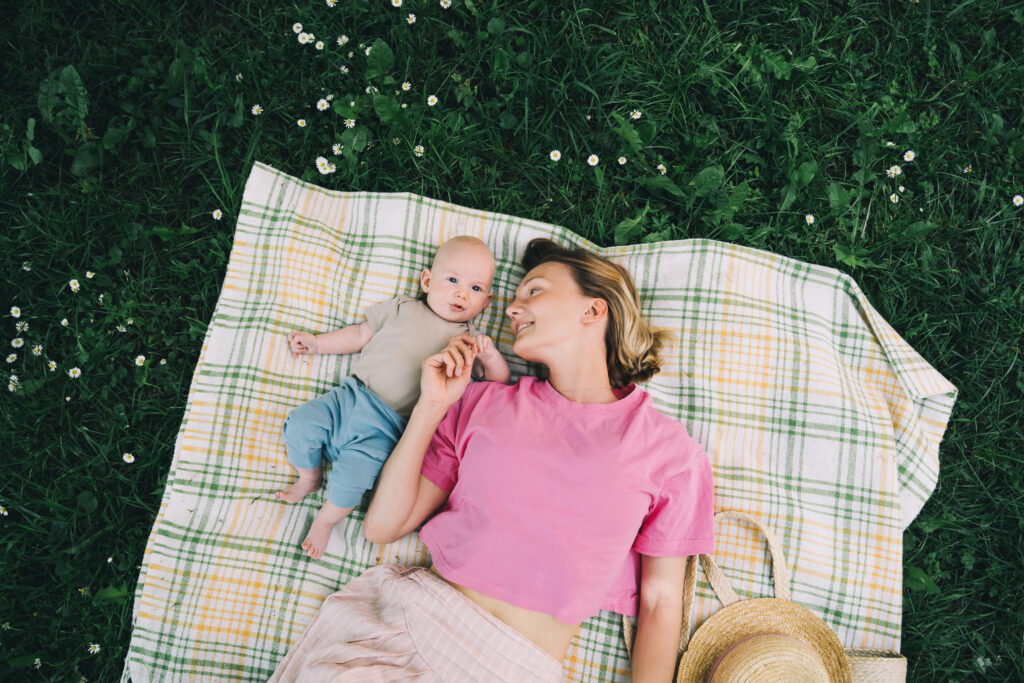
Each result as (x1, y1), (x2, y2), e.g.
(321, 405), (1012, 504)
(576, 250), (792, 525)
(123, 161), (956, 681)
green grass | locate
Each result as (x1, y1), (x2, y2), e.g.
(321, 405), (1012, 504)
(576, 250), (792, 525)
(1, 0), (1022, 680)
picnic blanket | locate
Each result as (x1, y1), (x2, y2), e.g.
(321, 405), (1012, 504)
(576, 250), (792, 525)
(122, 161), (957, 682)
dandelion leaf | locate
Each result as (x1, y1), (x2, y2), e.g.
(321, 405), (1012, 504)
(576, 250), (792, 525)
(365, 39), (395, 80)
(690, 165), (724, 197)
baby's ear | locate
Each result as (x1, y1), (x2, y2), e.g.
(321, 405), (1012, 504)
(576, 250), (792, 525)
(420, 268), (432, 292)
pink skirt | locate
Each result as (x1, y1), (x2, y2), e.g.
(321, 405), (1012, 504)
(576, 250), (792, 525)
(268, 565), (564, 682)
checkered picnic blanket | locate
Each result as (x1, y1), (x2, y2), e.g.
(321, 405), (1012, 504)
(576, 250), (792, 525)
(122, 161), (956, 682)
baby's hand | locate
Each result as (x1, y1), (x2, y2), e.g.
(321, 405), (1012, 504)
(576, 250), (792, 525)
(473, 334), (498, 358)
(289, 331), (317, 358)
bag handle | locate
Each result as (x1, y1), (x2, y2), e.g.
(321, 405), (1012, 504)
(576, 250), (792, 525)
(623, 510), (791, 658)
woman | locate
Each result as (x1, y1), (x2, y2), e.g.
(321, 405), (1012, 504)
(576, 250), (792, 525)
(269, 239), (715, 682)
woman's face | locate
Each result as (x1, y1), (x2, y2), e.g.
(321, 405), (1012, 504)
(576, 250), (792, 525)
(506, 261), (594, 363)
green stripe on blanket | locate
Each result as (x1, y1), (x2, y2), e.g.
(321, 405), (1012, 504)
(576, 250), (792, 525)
(123, 161), (956, 681)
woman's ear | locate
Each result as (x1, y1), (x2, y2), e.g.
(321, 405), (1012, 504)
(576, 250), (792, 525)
(420, 268), (432, 293)
(582, 298), (608, 324)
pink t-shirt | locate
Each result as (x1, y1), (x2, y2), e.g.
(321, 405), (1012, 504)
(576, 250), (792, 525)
(419, 377), (715, 624)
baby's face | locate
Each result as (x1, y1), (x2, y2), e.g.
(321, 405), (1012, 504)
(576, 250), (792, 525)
(421, 242), (495, 323)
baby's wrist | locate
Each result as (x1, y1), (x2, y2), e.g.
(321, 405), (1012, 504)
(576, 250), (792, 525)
(311, 334), (319, 354)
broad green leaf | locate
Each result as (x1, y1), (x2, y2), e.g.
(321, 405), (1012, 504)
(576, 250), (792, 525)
(613, 205), (650, 245)
(828, 182), (851, 211)
(365, 39), (395, 80)
(59, 65), (89, 122)
(794, 160), (817, 188)
(373, 95), (402, 126)
(904, 566), (940, 594)
(612, 112), (643, 153)
(637, 122), (656, 146)
(779, 183), (797, 212)
(499, 110), (518, 129)
(352, 126), (370, 152)
(762, 48), (791, 80)
(94, 585), (129, 604)
(487, 18), (506, 35)
(904, 221), (939, 238)
(690, 165), (724, 197)
(70, 142), (100, 177)
(833, 243), (879, 269)
(645, 175), (686, 198)
(76, 490), (98, 514)
(718, 223), (748, 240)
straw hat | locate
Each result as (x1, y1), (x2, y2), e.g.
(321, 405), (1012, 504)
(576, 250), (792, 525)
(676, 597), (851, 682)
(673, 512), (853, 683)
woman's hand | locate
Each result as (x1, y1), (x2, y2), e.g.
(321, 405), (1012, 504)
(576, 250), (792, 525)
(420, 337), (477, 411)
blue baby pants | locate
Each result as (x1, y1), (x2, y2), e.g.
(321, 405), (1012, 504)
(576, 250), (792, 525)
(282, 376), (407, 509)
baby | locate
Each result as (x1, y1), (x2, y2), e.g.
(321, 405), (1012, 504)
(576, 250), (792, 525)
(276, 236), (510, 558)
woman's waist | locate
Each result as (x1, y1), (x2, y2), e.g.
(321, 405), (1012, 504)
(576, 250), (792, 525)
(428, 566), (578, 662)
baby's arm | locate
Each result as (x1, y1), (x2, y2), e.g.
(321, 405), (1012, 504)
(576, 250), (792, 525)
(288, 322), (374, 359)
(472, 334), (511, 384)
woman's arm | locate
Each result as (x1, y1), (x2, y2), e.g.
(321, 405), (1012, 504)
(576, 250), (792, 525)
(630, 555), (686, 683)
(363, 339), (478, 544)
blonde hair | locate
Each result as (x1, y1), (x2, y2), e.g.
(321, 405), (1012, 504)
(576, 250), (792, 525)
(521, 238), (670, 387)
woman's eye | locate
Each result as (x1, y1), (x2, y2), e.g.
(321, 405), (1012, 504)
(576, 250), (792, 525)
(529, 287), (540, 295)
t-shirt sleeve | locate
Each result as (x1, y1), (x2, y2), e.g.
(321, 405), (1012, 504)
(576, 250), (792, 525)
(420, 398), (464, 494)
(362, 296), (400, 333)
(634, 442), (715, 557)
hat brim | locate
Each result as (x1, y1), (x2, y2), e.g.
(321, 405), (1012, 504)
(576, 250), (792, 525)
(676, 598), (853, 682)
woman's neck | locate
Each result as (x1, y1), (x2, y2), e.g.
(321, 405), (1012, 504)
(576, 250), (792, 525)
(546, 355), (618, 404)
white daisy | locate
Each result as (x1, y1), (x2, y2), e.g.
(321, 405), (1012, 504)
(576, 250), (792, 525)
(68, 367), (81, 378)
(402, 81), (412, 91)
(10, 306), (19, 318)
(617, 156), (627, 165)
(1014, 195), (1024, 207)
(21, 262), (31, 271)
(338, 35), (349, 45)
(212, 209), (223, 220)
(48, 360), (57, 371)
(890, 193), (900, 203)
(903, 150), (916, 162)
(5, 354), (15, 364)
(160, 359), (167, 365)
(297, 119), (307, 127)
(235, 73), (243, 82)
(85, 271), (95, 279)
(134, 355), (145, 366)
(61, 318), (69, 327)
(587, 154), (599, 166)
(326, 0), (336, 6)
(123, 453), (135, 463)
(963, 165), (972, 173)
(427, 95), (438, 106)
(345, 118), (356, 128)
(69, 279), (80, 293)
(88, 643), (101, 654)
(414, 145), (425, 157)
(898, 185), (905, 193)
(0, 505), (7, 515)
(407, 13), (416, 24)
(12, 338), (23, 349)
(32, 345), (42, 356)
(251, 104), (263, 116)
(391, 0), (402, 6)
(317, 98), (330, 111)
(656, 163), (667, 175)
(332, 143), (343, 155)
(886, 165), (902, 178)
(885, 141), (895, 147)
(315, 41), (325, 51)
(392, 137), (401, 145)
(292, 22), (303, 34)
(630, 110), (642, 120)
(549, 150), (561, 162)
(126, 318), (133, 325)
(16, 321), (27, 333)
(441, 0), (452, 7)
(365, 46), (372, 56)
(805, 214), (815, 225)
(339, 65), (350, 74)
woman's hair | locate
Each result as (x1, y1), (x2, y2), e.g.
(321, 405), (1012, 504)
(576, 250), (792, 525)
(521, 238), (671, 387)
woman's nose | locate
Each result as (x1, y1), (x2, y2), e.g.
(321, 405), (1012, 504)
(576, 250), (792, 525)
(506, 302), (521, 318)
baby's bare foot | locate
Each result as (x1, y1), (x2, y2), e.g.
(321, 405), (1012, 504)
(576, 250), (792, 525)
(274, 471), (322, 504)
(300, 502), (353, 560)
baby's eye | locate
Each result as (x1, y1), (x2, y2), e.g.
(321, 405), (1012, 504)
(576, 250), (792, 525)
(472, 285), (482, 292)
(448, 277), (458, 284)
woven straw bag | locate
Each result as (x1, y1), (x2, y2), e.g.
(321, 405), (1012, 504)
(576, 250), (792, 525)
(624, 511), (907, 682)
